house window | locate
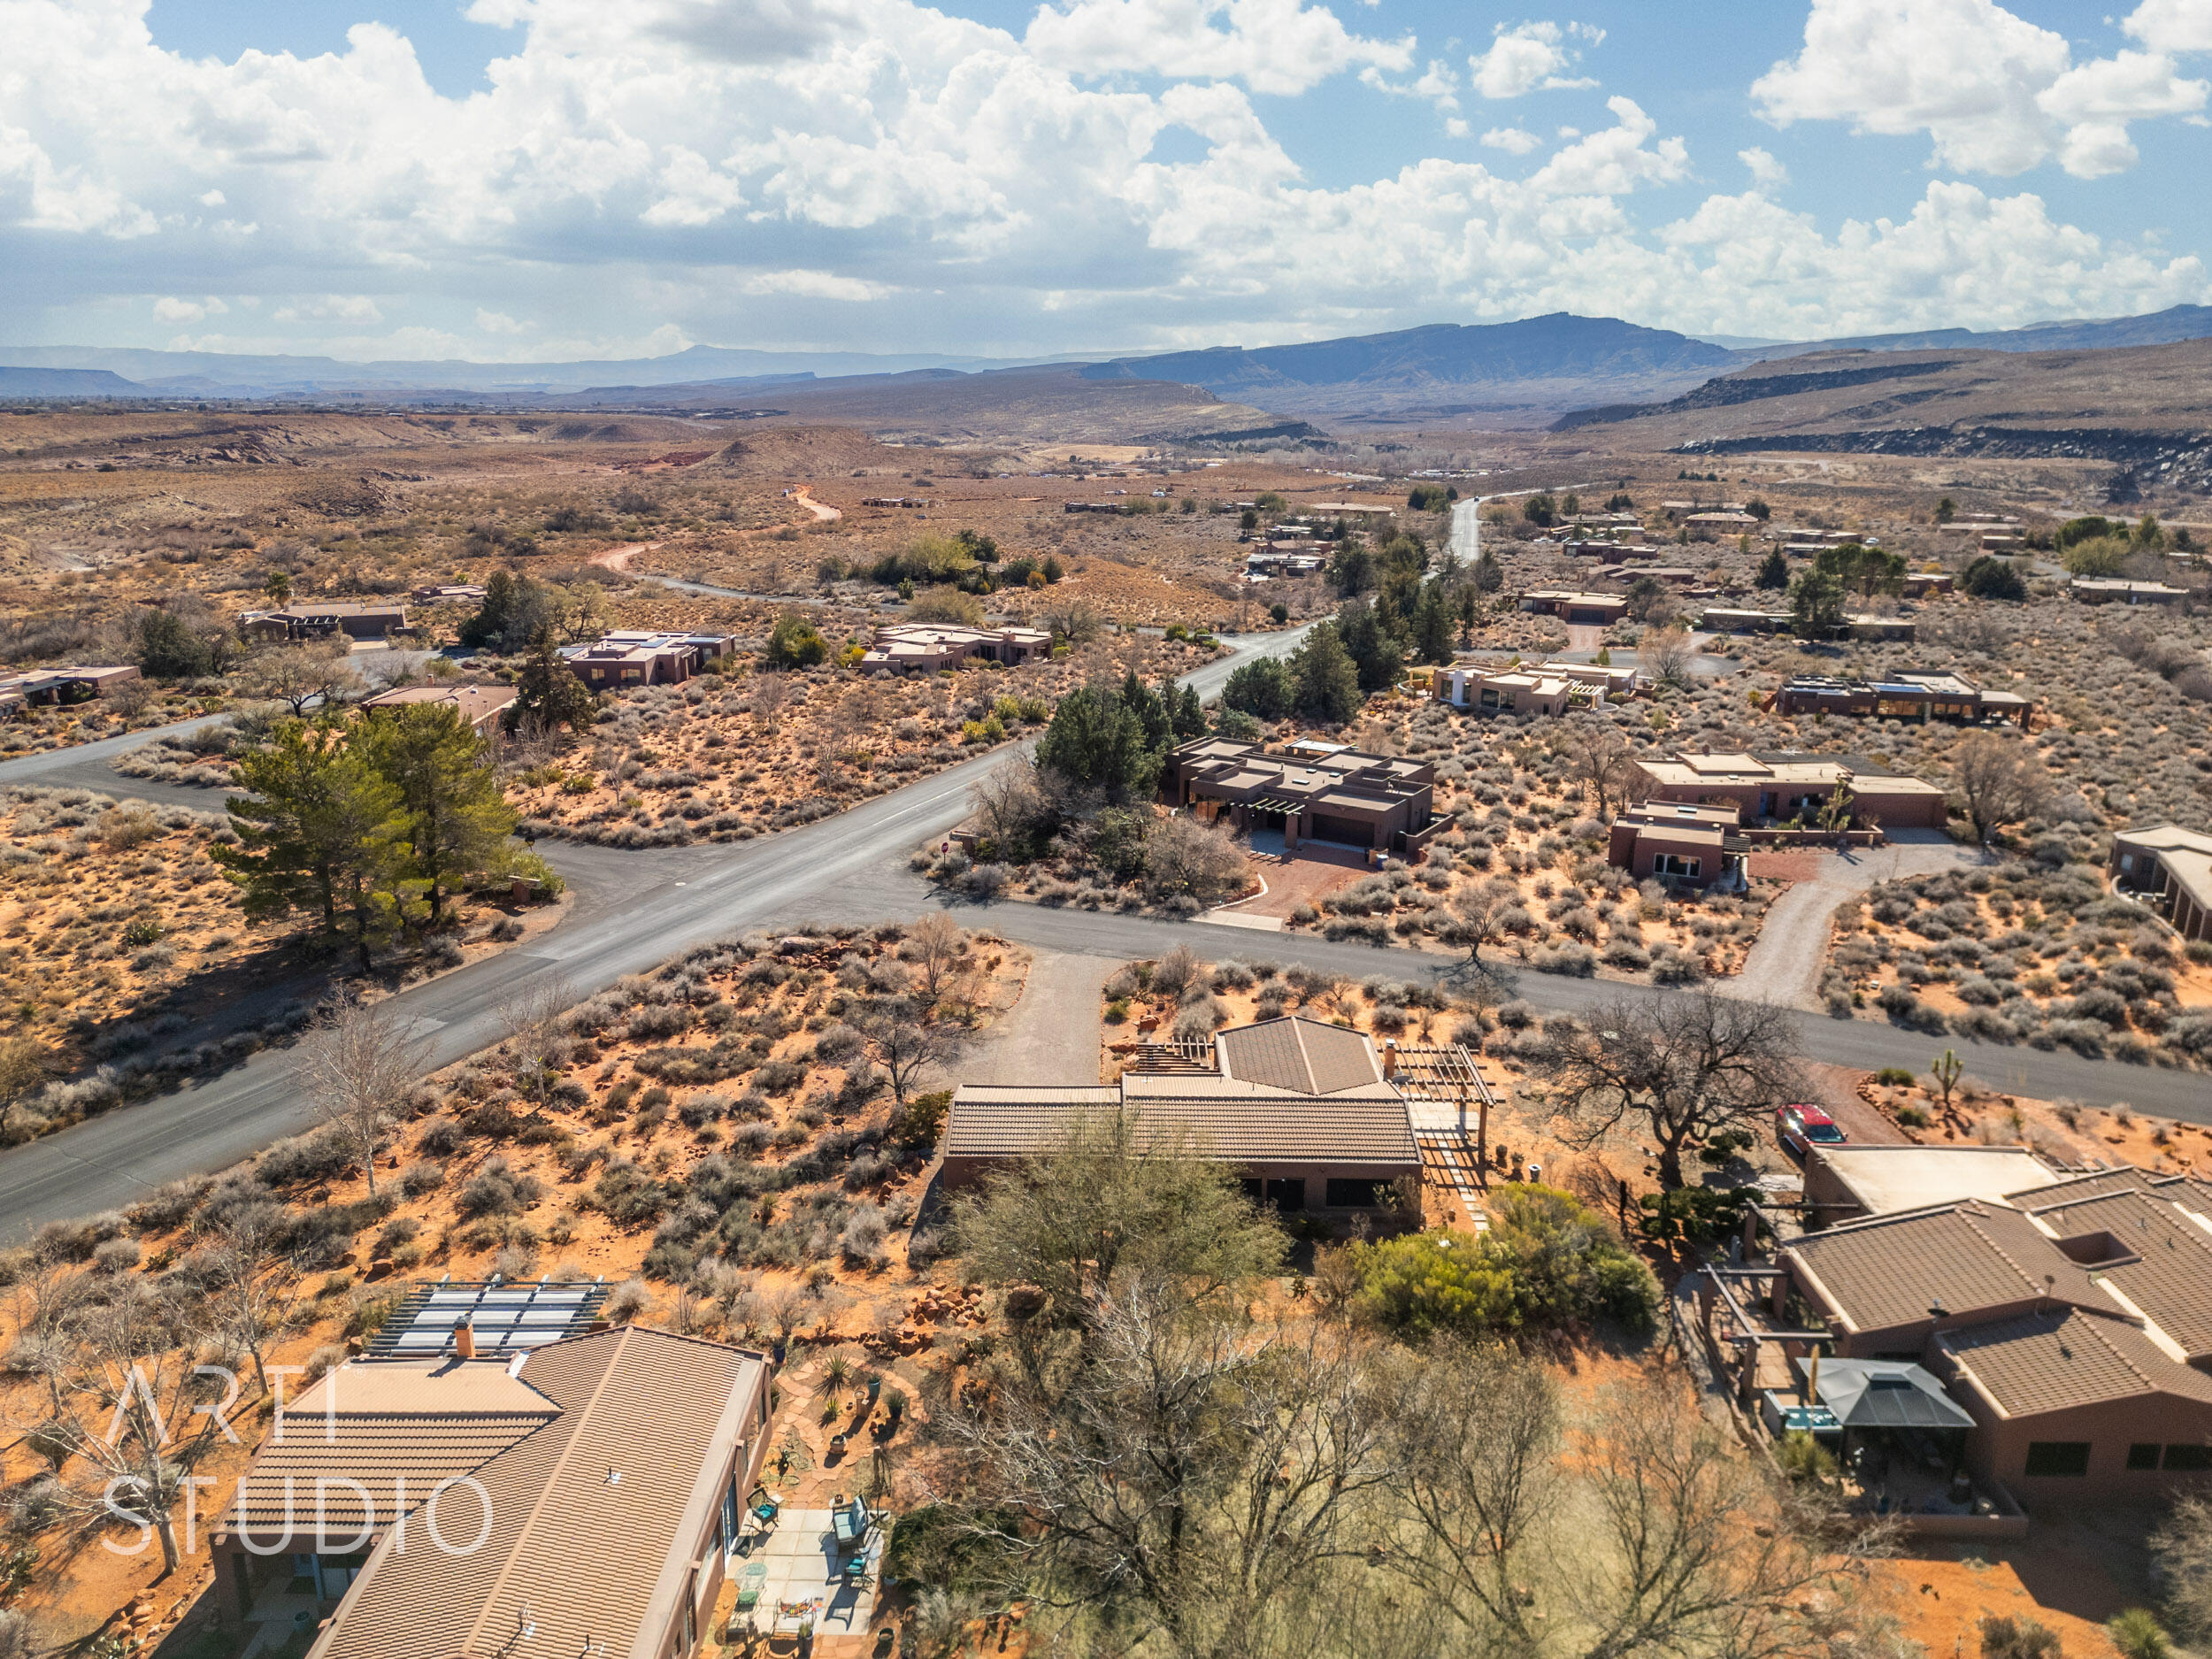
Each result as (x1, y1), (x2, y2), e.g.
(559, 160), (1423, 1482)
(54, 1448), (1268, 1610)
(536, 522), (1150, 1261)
(1653, 854), (1701, 879)
(1325, 1178), (1386, 1208)
(2127, 1443), (2162, 1471)
(2024, 1441), (2091, 1478)
(2164, 1444), (2212, 1472)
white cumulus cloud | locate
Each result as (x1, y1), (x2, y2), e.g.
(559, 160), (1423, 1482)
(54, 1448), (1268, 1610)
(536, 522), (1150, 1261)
(1025, 0), (1411, 96)
(1754, 0), (2207, 179)
(1739, 145), (1788, 188)
(152, 295), (227, 322)
(1481, 126), (1540, 154)
(1469, 19), (1601, 100)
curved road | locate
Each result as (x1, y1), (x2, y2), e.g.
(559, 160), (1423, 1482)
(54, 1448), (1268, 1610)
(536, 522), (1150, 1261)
(0, 622), (2200, 1236)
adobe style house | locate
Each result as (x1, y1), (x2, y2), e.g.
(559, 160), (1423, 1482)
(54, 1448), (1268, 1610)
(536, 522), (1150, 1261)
(1631, 751), (1948, 831)
(942, 1017), (1423, 1211)
(358, 682), (518, 737)
(560, 629), (737, 690)
(1771, 672), (2032, 728)
(1435, 659), (1645, 717)
(857, 621), (1051, 672)
(2071, 579), (2188, 605)
(1518, 589), (1628, 625)
(1606, 802), (1745, 889)
(1800, 1144), (2062, 1230)
(0, 664), (139, 715)
(1169, 737), (1437, 855)
(2111, 824), (2212, 942)
(240, 603), (411, 641)
(211, 1281), (773, 1659)
(1780, 1168), (2212, 1506)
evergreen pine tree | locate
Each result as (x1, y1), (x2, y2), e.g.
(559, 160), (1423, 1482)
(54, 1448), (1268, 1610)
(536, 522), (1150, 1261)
(359, 703), (519, 925)
(1755, 547), (1789, 590)
(1290, 623), (1363, 725)
(505, 627), (598, 733)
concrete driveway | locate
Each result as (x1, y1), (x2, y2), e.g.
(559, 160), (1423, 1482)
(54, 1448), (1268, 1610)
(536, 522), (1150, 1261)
(956, 950), (1112, 1086)
(1726, 831), (1994, 1011)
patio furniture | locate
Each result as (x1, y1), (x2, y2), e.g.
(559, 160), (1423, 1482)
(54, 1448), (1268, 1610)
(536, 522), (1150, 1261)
(832, 1498), (871, 1548)
(735, 1562), (769, 1610)
(749, 1486), (782, 1525)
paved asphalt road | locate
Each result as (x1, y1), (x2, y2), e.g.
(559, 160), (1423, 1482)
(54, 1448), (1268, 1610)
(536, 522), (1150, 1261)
(1, 621), (2200, 1237)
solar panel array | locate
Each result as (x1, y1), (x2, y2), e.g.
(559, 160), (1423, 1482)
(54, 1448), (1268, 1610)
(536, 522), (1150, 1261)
(365, 1279), (610, 1361)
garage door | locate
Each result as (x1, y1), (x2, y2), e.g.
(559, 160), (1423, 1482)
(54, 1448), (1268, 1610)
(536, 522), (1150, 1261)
(1309, 813), (1371, 848)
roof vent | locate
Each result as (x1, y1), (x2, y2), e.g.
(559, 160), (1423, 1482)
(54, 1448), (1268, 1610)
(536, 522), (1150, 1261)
(606, 1469), (622, 1486)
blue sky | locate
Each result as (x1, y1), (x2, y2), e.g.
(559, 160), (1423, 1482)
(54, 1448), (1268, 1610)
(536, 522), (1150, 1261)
(5, 0), (2210, 362)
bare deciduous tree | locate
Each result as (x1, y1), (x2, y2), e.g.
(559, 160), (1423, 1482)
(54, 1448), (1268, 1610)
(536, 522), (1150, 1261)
(43, 1280), (226, 1577)
(903, 912), (968, 1009)
(1531, 990), (1804, 1189)
(238, 643), (360, 718)
(1442, 877), (1521, 966)
(1952, 733), (2050, 844)
(192, 1203), (300, 1396)
(1637, 625), (1696, 689)
(1562, 719), (1640, 822)
(496, 974), (577, 1110)
(293, 990), (428, 1197)
(862, 997), (953, 1108)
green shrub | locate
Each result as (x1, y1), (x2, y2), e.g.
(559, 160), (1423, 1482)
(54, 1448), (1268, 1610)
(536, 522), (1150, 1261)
(1774, 1430), (1838, 1484)
(2108, 1610), (2167, 1659)
(1352, 1185), (1656, 1339)
(892, 1089), (951, 1151)
(1876, 1066), (1915, 1086)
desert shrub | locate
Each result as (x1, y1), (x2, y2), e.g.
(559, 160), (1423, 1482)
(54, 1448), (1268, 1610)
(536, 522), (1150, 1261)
(1349, 1187), (1655, 1338)
(458, 1155), (544, 1217)
(1978, 1614), (2062, 1659)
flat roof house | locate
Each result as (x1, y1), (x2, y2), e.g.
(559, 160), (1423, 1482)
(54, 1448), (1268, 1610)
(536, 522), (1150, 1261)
(241, 603), (411, 641)
(1631, 751), (1948, 831)
(943, 1017), (1422, 1212)
(2111, 824), (2212, 942)
(561, 630), (736, 691)
(1772, 672), (2032, 728)
(1519, 589), (1629, 625)
(1436, 667), (1574, 718)
(358, 682), (519, 737)
(858, 622), (1051, 672)
(1801, 1144), (2064, 1228)
(0, 664), (139, 713)
(2072, 579), (2189, 605)
(211, 1283), (776, 1659)
(1781, 1167), (2212, 1506)
(1169, 737), (1436, 855)
(1605, 801), (1745, 889)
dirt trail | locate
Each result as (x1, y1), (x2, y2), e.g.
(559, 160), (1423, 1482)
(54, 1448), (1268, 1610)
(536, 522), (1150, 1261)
(587, 488), (837, 579)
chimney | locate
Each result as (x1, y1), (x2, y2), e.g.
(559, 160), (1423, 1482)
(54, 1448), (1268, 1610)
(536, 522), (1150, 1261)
(1382, 1040), (1398, 1080)
(453, 1315), (476, 1361)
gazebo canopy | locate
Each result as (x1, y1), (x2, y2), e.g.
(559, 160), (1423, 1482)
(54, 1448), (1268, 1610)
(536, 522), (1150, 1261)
(1792, 1358), (1976, 1431)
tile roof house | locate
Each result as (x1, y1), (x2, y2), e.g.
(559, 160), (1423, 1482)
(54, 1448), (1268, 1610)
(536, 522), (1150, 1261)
(2111, 825), (2212, 943)
(212, 1318), (774, 1659)
(941, 1017), (1421, 1211)
(1169, 737), (1438, 856)
(1781, 1168), (2212, 1503)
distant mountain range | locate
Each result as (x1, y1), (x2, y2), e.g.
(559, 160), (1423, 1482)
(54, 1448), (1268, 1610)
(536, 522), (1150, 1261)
(7, 303), (2212, 426)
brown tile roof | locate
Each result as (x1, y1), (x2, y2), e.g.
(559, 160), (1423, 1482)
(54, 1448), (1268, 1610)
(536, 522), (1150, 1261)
(303, 1327), (767, 1659)
(1214, 1018), (1382, 1095)
(943, 1094), (1416, 1169)
(1787, 1202), (2110, 1333)
(230, 1363), (558, 1545)
(1942, 1308), (2212, 1417)
(2025, 1187), (2212, 1360)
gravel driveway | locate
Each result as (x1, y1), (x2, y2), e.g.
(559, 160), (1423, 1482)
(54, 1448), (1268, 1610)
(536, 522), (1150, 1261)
(1725, 831), (1995, 1011)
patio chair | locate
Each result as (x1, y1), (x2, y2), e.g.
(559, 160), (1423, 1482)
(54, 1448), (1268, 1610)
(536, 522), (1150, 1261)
(735, 1561), (769, 1611)
(749, 1486), (782, 1525)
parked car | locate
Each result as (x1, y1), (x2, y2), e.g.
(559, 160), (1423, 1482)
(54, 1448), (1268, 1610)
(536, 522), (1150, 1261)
(1777, 1102), (1846, 1159)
